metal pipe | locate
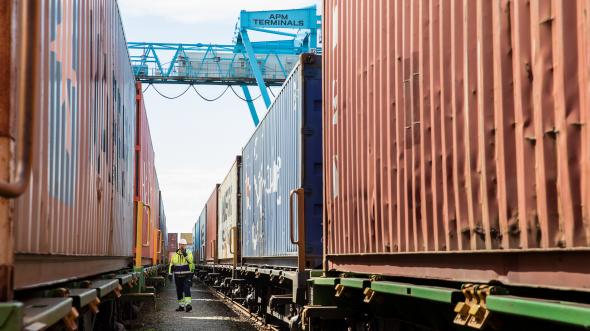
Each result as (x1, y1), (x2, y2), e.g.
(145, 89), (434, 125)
(0, 0), (40, 198)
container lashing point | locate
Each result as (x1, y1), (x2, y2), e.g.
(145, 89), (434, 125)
(334, 284), (345, 298)
(454, 284), (476, 326)
(453, 284), (494, 329)
(62, 307), (79, 331)
(467, 285), (492, 329)
(363, 288), (375, 303)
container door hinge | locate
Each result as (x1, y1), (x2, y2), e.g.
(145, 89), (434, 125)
(453, 284), (506, 329)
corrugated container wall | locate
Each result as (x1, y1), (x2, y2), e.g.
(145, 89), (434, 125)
(206, 185), (219, 263)
(323, 0), (590, 290)
(217, 156), (241, 263)
(168, 233), (178, 254)
(197, 222), (201, 264)
(159, 190), (167, 262)
(12, 0), (136, 289)
(135, 82), (159, 265)
(241, 54), (323, 268)
(195, 206), (207, 263)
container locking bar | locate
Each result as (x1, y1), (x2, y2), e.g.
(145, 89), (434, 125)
(134, 201), (151, 268)
(289, 188), (306, 272)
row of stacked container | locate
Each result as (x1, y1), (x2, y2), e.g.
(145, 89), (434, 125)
(193, 54), (323, 270)
(1, 0), (167, 292)
(194, 1), (590, 328)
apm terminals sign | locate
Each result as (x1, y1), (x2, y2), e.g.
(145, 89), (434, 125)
(243, 9), (313, 29)
(252, 13), (305, 28)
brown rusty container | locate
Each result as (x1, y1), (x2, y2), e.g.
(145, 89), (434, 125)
(168, 233), (178, 253)
(205, 185), (220, 263)
(8, 0), (138, 289)
(323, 0), (590, 290)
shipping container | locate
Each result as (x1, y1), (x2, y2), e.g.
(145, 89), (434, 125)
(180, 233), (193, 246)
(194, 206), (207, 263)
(206, 185), (219, 263)
(241, 54), (323, 268)
(159, 190), (168, 262)
(134, 82), (160, 266)
(8, 0), (137, 289)
(168, 233), (178, 254)
(323, 0), (590, 290)
(217, 156), (241, 264)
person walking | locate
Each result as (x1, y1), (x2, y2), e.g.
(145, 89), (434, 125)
(169, 238), (194, 312)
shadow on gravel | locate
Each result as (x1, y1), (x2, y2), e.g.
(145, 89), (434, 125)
(131, 282), (257, 331)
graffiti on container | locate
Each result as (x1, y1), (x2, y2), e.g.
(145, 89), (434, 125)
(220, 186), (233, 256)
(265, 157), (282, 204)
(49, 0), (79, 204)
(252, 161), (264, 252)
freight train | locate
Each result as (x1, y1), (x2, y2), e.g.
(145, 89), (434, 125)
(194, 1), (590, 330)
(0, 0), (168, 329)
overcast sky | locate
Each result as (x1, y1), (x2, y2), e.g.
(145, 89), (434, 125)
(118, 0), (321, 234)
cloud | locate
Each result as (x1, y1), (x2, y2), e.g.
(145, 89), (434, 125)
(119, 0), (320, 25)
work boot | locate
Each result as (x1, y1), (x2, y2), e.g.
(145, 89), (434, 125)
(175, 306), (185, 312)
(185, 304), (192, 312)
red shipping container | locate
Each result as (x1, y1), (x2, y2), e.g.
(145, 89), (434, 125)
(206, 185), (219, 263)
(323, 0), (590, 290)
(168, 233), (178, 253)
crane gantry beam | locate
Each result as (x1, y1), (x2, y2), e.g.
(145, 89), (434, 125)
(128, 6), (321, 126)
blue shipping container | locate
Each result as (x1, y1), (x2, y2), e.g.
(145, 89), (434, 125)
(194, 205), (207, 263)
(241, 54), (322, 268)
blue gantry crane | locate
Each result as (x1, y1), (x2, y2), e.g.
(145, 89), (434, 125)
(128, 6), (321, 126)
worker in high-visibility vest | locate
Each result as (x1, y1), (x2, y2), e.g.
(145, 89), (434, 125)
(169, 238), (194, 312)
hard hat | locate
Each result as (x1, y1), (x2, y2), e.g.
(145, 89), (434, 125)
(179, 239), (188, 245)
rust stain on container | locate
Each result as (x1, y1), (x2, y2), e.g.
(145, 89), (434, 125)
(206, 185), (219, 263)
(323, 0), (590, 290)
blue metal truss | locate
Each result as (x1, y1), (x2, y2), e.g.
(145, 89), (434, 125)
(128, 6), (321, 126)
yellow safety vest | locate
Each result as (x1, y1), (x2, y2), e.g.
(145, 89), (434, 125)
(169, 249), (194, 274)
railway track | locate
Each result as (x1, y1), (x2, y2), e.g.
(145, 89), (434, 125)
(204, 283), (282, 331)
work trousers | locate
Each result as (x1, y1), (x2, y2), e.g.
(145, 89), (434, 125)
(174, 274), (192, 307)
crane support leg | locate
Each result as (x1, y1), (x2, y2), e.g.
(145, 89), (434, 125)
(241, 85), (260, 126)
(240, 30), (272, 108)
